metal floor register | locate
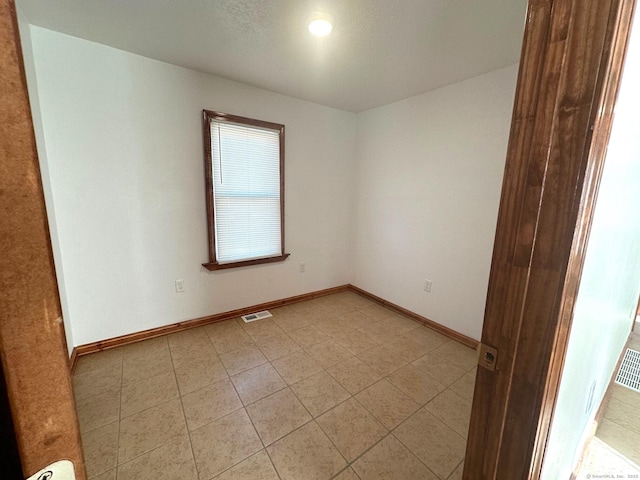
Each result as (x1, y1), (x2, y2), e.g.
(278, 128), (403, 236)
(615, 348), (640, 393)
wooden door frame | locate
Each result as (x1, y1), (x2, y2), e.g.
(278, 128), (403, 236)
(0, 0), (87, 478)
(464, 0), (636, 478)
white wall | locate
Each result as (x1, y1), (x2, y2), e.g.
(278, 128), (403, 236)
(541, 6), (640, 477)
(27, 26), (357, 347)
(353, 65), (518, 340)
(25, 24), (520, 349)
(17, 12), (75, 354)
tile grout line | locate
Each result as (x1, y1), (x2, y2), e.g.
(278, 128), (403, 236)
(313, 398), (374, 472)
(291, 297), (467, 477)
(224, 322), (330, 479)
(241, 345), (354, 476)
(114, 349), (124, 479)
(223, 350), (285, 480)
(166, 337), (200, 480)
(448, 458), (466, 480)
(387, 429), (443, 480)
(263, 448), (284, 480)
(389, 406), (461, 479)
(114, 342), (188, 472)
(109, 396), (202, 474)
(275, 349), (403, 476)
(103, 340), (200, 473)
(73, 350), (124, 479)
(349, 377), (464, 478)
(344, 393), (396, 465)
(278, 365), (327, 420)
(79, 294), (476, 479)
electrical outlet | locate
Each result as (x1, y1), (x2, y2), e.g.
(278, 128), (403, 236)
(299, 262), (306, 273)
(175, 279), (185, 293)
(424, 279), (432, 292)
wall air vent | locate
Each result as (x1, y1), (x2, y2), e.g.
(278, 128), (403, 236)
(241, 310), (273, 323)
(615, 348), (640, 393)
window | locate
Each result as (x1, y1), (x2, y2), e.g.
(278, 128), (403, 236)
(202, 110), (289, 270)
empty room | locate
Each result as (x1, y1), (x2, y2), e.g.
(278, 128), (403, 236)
(3, 0), (640, 479)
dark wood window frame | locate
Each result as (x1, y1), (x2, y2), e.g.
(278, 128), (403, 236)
(202, 110), (289, 271)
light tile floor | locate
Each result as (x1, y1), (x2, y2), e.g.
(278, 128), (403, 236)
(73, 291), (477, 480)
(594, 330), (640, 466)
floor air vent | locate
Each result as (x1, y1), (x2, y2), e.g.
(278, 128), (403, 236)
(241, 310), (273, 323)
(615, 348), (640, 393)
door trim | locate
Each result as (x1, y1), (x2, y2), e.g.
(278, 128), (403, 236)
(463, 0), (636, 478)
(0, 0), (87, 477)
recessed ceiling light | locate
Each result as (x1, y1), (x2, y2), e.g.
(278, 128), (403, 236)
(308, 12), (334, 37)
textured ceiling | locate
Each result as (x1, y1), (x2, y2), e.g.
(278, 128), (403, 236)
(17, 0), (528, 112)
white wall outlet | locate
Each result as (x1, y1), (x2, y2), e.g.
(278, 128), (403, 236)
(299, 262), (306, 273)
(424, 279), (432, 292)
(175, 279), (185, 293)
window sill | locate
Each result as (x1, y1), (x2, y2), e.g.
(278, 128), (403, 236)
(202, 253), (290, 271)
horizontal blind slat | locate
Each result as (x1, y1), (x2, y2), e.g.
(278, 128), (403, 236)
(210, 120), (282, 263)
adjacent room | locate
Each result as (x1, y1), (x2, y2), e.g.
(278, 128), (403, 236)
(15, 1), (529, 479)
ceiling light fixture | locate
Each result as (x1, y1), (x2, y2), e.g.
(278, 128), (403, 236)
(308, 12), (334, 36)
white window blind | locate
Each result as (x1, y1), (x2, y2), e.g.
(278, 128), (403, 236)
(210, 120), (282, 264)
